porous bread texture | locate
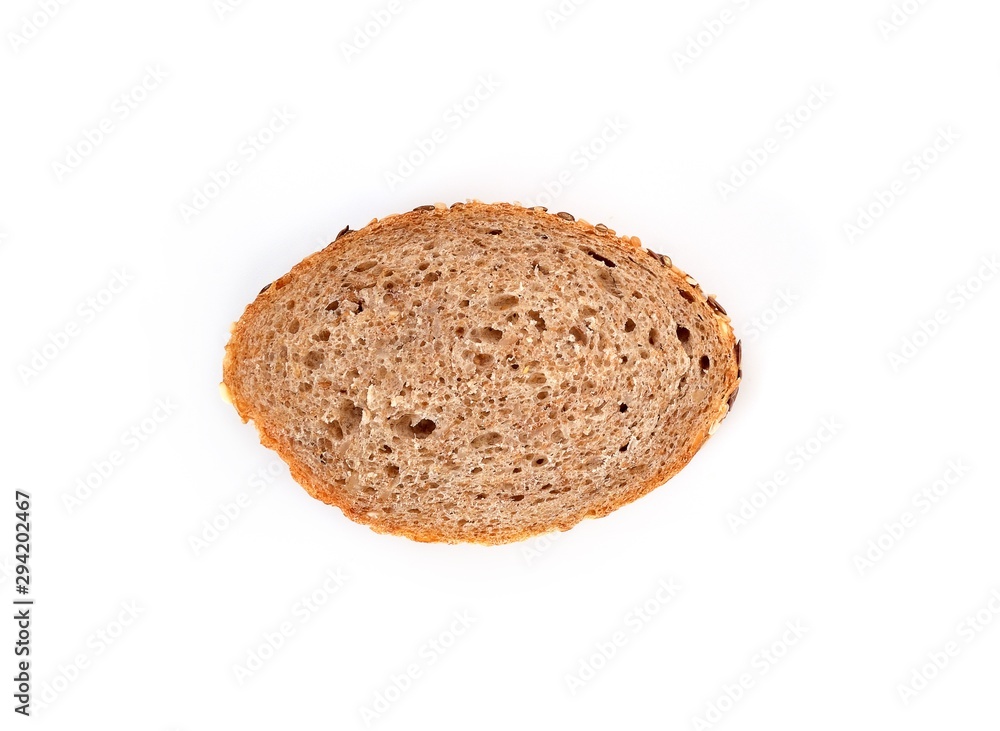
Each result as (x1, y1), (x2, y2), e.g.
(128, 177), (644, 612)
(223, 202), (741, 544)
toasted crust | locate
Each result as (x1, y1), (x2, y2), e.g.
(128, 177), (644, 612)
(223, 201), (741, 544)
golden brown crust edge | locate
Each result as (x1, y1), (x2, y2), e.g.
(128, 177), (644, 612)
(222, 201), (742, 545)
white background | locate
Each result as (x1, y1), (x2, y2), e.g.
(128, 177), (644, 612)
(2, 0), (999, 728)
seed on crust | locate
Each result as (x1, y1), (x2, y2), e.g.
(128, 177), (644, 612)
(555, 211), (575, 222)
(727, 386), (740, 410)
(708, 296), (728, 317)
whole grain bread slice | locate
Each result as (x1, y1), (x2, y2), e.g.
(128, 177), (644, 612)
(222, 201), (741, 544)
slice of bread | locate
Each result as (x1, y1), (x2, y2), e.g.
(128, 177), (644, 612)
(222, 201), (741, 544)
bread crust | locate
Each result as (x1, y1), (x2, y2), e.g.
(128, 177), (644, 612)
(223, 201), (740, 544)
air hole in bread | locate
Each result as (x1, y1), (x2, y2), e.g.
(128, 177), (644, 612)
(393, 416), (436, 439)
(648, 328), (660, 346)
(354, 260), (378, 272)
(536, 390), (549, 400)
(620, 403), (628, 413)
(423, 271), (440, 283)
(624, 318), (636, 333)
(676, 326), (690, 343)
(385, 464), (400, 478)
(510, 495), (524, 501)
(700, 355), (711, 371)
(489, 294), (519, 310)
(340, 403), (363, 434)
(325, 420), (344, 441)
(569, 326), (588, 345)
(304, 351), (324, 369)
(473, 353), (493, 367)
(325, 300), (339, 312)
(470, 432), (503, 449)
(470, 326), (503, 343)
(678, 288), (694, 303)
(527, 310), (546, 332)
(288, 319), (300, 334)
(488, 229), (502, 235)
(313, 329), (330, 342)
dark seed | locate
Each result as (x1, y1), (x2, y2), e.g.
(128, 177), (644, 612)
(727, 386), (740, 410)
(556, 211), (575, 221)
(336, 225), (352, 240)
(595, 223), (609, 232)
(258, 282), (272, 294)
(707, 296), (728, 316)
(646, 250), (669, 267)
(734, 340), (742, 366)
(413, 205), (436, 212)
